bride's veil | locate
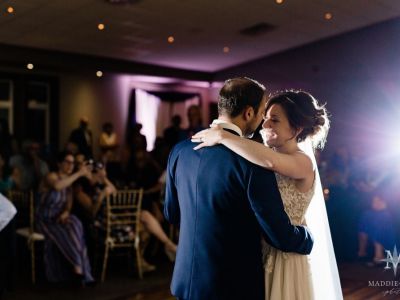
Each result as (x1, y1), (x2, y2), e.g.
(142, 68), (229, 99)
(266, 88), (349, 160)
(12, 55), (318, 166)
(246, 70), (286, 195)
(301, 139), (343, 300)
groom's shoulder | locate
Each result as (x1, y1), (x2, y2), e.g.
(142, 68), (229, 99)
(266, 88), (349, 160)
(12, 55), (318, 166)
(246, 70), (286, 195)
(170, 139), (193, 155)
(169, 140), (273, 172)
(169, 140), (234, 165)
(168, 139), (195, 162)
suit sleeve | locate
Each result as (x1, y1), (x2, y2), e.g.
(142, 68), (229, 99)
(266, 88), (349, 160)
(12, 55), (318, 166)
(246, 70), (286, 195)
(247, 165), (313, 254)
(164, 149), (180, 225)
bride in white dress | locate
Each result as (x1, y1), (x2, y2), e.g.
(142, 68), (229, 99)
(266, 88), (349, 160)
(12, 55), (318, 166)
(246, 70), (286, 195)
(192, 90), (343, 300)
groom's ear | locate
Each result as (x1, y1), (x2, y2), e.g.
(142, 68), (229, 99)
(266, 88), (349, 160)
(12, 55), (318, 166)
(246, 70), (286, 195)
(243, 106), (255, 121)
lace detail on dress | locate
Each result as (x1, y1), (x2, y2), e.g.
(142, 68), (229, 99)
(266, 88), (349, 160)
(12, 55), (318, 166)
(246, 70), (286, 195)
(263, 173), (316, 273)
(263, 241), (290, 274)
(274, 173), (315, 225)
(262, 239), (273, 273)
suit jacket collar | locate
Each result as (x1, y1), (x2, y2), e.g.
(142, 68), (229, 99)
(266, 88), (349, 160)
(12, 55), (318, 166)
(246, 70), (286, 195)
(212, 119), (243, 137)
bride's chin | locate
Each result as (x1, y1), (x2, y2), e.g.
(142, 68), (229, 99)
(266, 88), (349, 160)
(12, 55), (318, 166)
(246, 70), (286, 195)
(265, 140), (275, 148)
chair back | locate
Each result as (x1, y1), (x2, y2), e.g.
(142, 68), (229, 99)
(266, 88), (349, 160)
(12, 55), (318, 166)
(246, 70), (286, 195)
(104, 189), (143, 248)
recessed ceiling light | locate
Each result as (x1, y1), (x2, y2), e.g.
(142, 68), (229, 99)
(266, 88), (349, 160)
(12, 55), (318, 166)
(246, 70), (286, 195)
(324, 12), (333, 20)
(7, 6), (14, 14)
(98, 23), (105, 30)
(275, 0), (284, 4)
(223, 47), (230, 53)
(167, 36), (175, 43)
(27, 63), (34, 70)
(96, 71), (103, 77)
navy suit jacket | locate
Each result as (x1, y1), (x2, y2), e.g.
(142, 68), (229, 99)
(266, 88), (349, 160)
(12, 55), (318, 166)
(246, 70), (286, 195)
(164, 138), (313, 300)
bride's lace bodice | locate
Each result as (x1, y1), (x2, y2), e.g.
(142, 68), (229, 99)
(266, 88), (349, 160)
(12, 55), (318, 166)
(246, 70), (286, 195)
(275, 173), (315, 226)
(263, 173), (316, 272)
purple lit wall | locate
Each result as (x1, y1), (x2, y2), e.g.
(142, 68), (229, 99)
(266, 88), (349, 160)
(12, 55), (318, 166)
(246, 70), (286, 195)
(59, 74), (132, 158)
(58, 74), (218, 156)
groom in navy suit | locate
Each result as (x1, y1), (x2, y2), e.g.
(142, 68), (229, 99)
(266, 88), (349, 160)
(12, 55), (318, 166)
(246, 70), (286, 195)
(164, 77), (313, 300)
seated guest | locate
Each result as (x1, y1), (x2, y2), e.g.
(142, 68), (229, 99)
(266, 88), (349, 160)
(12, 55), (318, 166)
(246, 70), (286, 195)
(358, 191), (396, 266)
(36, 152), (94, 285)
(72, 154), (176, 269)
(132, 150), (163, 218)
(105, 145), (135, 189)
(73, 154), (113, 220)
(9, 140), (49, 191)
(72, 154), (116, 264)
(0, 153), (20, 194)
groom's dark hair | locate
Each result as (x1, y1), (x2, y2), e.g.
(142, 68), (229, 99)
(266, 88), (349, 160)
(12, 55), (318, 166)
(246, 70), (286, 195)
(218, 77), (266, 118)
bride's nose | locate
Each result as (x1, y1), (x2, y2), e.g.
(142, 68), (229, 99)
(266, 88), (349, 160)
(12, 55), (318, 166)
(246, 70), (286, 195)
(262, 119), (271, 129)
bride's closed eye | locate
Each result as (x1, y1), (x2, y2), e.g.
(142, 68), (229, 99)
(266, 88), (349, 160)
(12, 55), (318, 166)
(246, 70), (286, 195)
(263, 116), (279, 123)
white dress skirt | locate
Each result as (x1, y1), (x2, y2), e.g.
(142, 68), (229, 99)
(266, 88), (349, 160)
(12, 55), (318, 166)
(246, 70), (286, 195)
(264, 173), (315, 300)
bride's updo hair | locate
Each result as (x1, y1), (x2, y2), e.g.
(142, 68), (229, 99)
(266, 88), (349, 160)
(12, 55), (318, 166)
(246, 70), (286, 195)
(266, 90), (330, 149)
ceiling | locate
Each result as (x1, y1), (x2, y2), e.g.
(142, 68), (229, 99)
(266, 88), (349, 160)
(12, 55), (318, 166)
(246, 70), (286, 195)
(0, 0), (399, 72)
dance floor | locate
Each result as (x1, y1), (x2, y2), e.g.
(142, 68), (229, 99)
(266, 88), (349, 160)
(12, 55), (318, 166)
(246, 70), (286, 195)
(340, 263), (400, 300)
(3, 262), (398, 300)
(120, 263), (400, 300)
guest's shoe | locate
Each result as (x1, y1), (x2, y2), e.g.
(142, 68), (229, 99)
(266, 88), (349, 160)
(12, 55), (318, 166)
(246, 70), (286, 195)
(141, 259), (156, 272)
(164, 241), (177, 262)
(165, 246), (176, 262)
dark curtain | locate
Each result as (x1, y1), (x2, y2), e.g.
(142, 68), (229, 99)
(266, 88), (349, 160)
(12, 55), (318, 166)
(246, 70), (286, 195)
(125, 89), (137, 143)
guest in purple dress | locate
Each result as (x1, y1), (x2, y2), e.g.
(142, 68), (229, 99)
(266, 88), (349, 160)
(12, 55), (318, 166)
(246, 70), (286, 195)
(36, 152), (94, 284)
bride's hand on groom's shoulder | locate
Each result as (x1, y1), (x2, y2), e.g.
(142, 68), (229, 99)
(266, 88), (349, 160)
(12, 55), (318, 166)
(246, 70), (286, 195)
(191, 125), (224, 150)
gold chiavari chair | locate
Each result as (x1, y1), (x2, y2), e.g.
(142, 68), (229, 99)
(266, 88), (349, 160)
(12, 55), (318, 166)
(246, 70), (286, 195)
(101, 189), (144, 282)
(8, 190), (45, 284)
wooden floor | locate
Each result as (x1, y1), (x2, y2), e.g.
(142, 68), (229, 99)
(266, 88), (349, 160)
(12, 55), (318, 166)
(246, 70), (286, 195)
(122, 263), (400, 300)
(4, 261), (398, 300)
(340, 262), (400, 300)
